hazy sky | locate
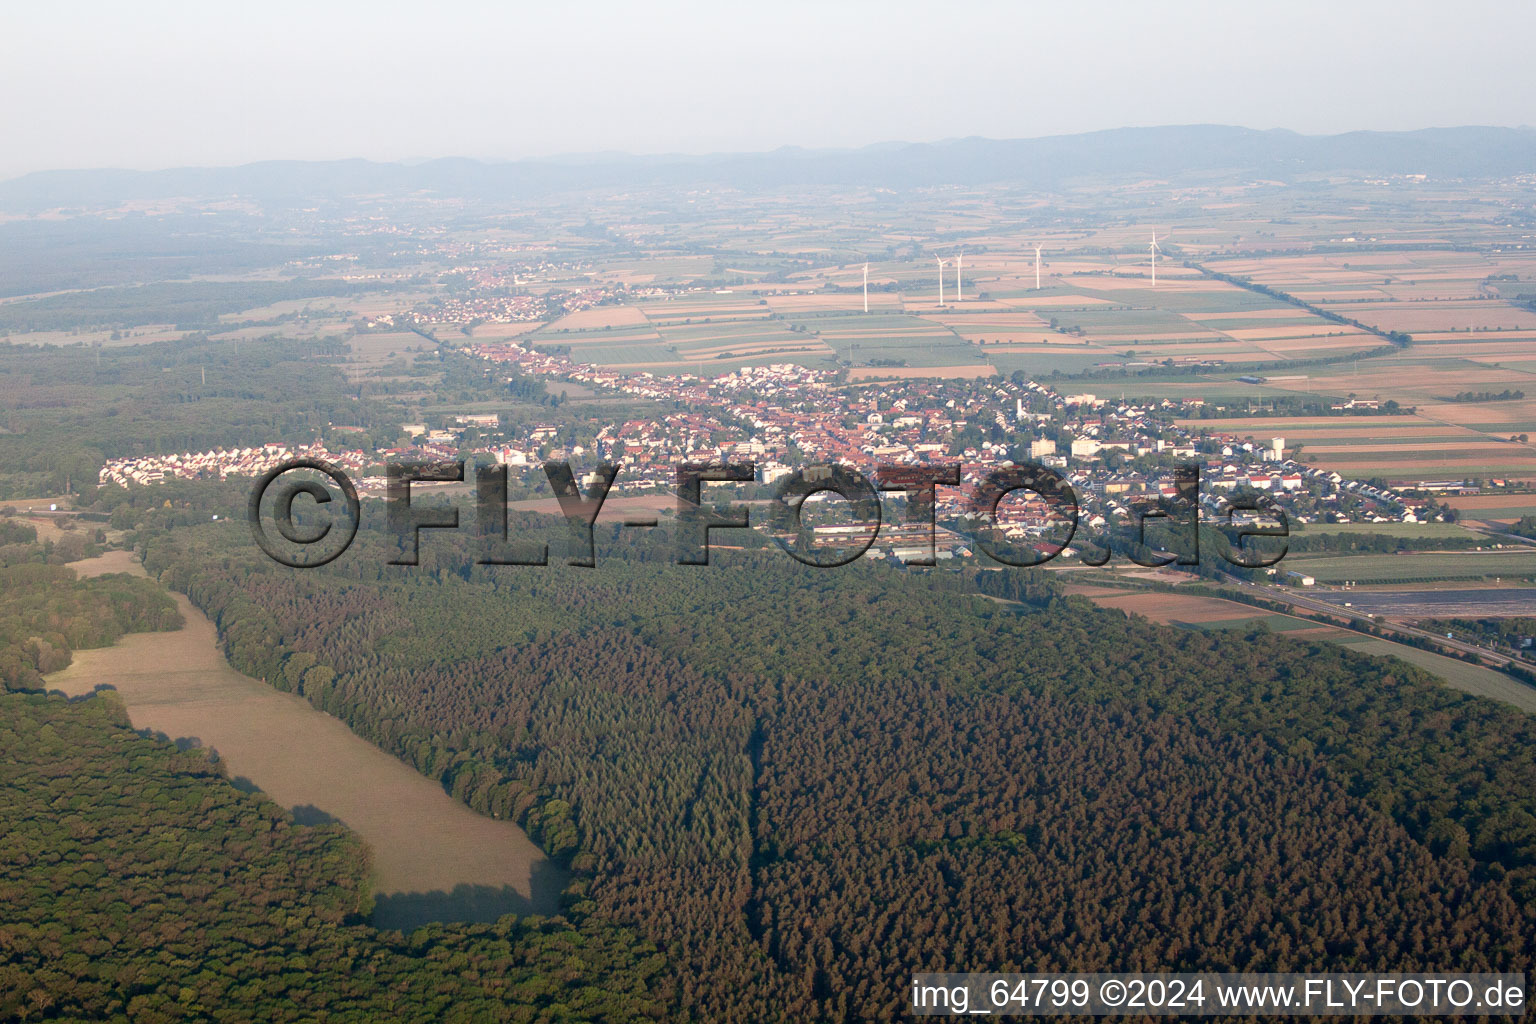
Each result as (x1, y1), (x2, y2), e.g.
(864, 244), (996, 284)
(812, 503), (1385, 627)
(3, 0), (1533, 179)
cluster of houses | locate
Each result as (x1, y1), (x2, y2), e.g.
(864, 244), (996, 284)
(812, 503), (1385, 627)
(100, 337), (1449, 556)
(464, 343), (1444, 545)
(367, 285), (609, 330)
(99, 444), (372, 489)
(363, 259), (733, 336)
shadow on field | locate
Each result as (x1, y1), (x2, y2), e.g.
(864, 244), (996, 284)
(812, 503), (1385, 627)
(371, 863), (568, 931)
(289, 803), (343, 826)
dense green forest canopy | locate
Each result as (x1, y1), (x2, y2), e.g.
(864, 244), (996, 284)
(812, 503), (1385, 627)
(0, 335), (404, 498)
(0, 279), (400, 333)
(1, 478), (1533, 1021)
(0, 693), (665, 1023)
(0, 557), (179, 691)
(0, 517), (114, 568)
(0, 216), (337, 297)
(124, 503), (1536, 1023)
(0, 534), (666, 1022)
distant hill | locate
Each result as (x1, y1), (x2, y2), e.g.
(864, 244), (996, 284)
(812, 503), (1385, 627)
(2, 125), (1535, 210)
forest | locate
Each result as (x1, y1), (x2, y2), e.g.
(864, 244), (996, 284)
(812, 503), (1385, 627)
(0, 693), (665, 1022)
(0, 279), (396, 334)
(0, 531), (666, 1022)
(0, 335), (404, 498)
(113, 496), (1536, 1023)
(0, 545), (180, 690)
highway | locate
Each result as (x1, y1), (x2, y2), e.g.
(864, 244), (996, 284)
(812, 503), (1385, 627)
(1217, 575), (1521, 670)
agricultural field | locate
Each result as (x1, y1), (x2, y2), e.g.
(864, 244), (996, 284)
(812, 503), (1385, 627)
(1069, 583), (1536, 712)
(1289, 521), (1485, 540)
(658, 318), (824, 362)
(1066, 582), (1536, 710)
(340, 331), (432, 381)
(979, 269), (1390, 366)
(1154, 247), (1536, 480)
(790, 312), (985, 368)
(46, 569), (564, 928)
(546, 305), (655, 331)
(1177, 377), (1536, 483)
(981, 348), (1113, 376)
(848, 364), (996, 381)
(1283, 549), (1536, 584)
(0, 325), (192, 347)
(1336, 638), (1536, 714)
(589, 255), (715, 284)
(1204, 250), (1536, 303)
(1075, 588), (1351, 637)
(1070, 588), (1270, 624)
(461, 243), (1520, 381)
(1445, 492), (1536, 521)
(224, 230), (1528, 403)
(1121, 376), (1335, 404)
(1178, 612), (1321, 633)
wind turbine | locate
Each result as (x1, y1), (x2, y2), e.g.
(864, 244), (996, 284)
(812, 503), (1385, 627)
(935, 256), (946, 306)
(863, 262), (869, 313)
(1034, 245), (1042, 290)
(954, 251), (963, 303)
(1149, 232), (1162, 287)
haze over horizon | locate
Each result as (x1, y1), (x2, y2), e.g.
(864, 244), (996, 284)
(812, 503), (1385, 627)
(4, 0), (1534, 181)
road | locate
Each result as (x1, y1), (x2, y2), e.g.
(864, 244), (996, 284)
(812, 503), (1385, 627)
(1218, 575), (1520, 669)
(1308, 588), (1536, 618)
(1464, 519), (1536, 548)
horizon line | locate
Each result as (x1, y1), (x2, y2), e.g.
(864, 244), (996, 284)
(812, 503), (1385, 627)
(6, 122), (1536, 185)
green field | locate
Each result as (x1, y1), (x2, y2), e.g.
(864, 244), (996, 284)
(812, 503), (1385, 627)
(1049, 307), (1217, 336)
(1456, 503), (1536, 519)
(1340, 639), (1536, 713)
(1116, 377), (1337, 403)
(1177, 613), (1320, 632)
(1291, 522), (1483, 539)
(1287, 433), (1482, 447)
(533, 342), (679, 364)
(1177, 602), (1536, 713)
(614, 256), (716, 281)
(790, 314), (983, 367)
(986, 350), (1122, 376)
(660, 325), (807, 356)
(532, 327), (663, 342)
(790, 313), (921, 329)
(654, 320), (780, 341)
(1189, 316), (1326, 331)
(1075, 285), (1294, 314)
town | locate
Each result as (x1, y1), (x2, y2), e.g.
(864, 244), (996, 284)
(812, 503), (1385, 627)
(100, 334), (1460, 569)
